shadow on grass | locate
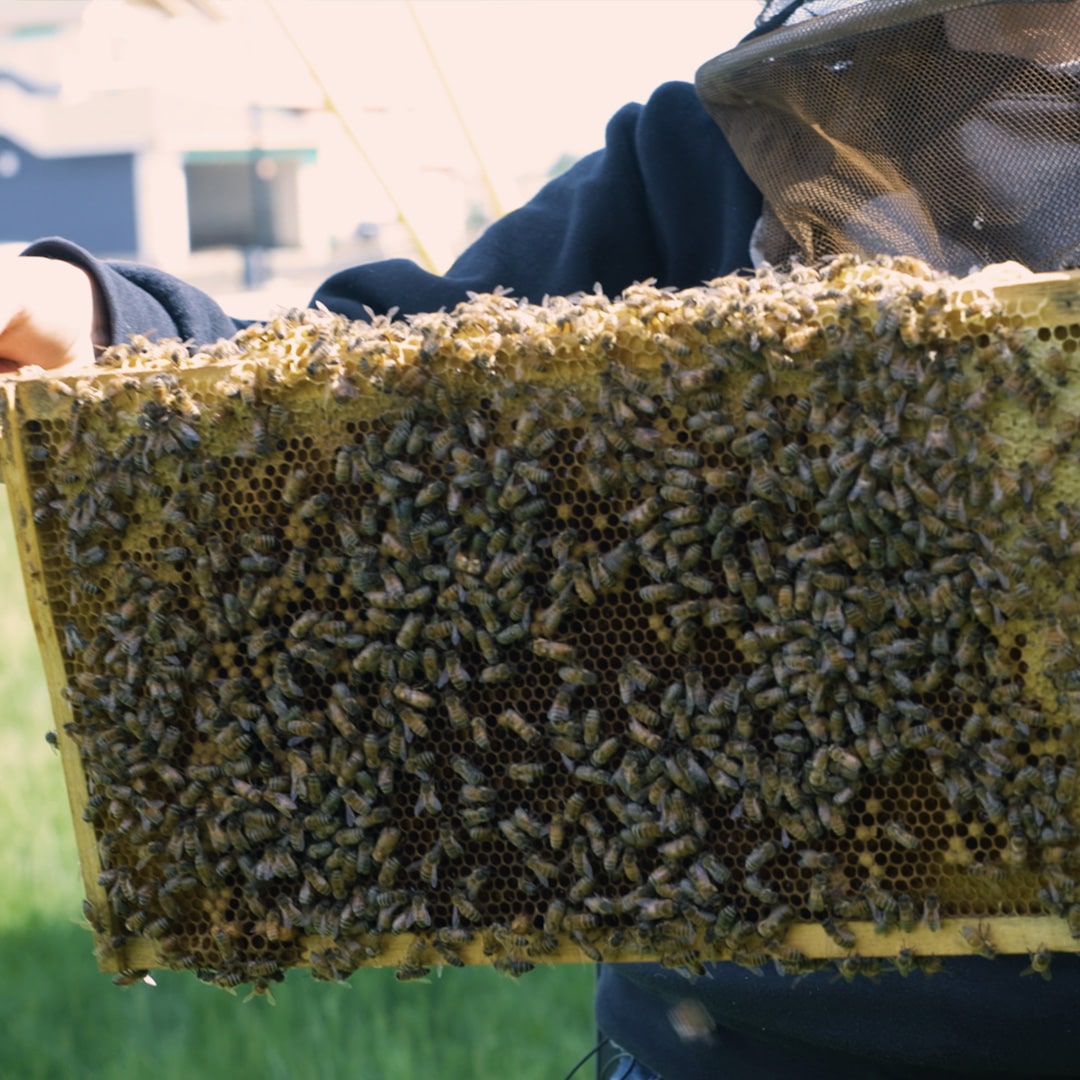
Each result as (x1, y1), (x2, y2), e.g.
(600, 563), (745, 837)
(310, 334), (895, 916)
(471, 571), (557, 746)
(0, 918), (596, 1080)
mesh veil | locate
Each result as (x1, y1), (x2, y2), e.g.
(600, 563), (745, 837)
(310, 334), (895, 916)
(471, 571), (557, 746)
(697, 0), (1080, 273)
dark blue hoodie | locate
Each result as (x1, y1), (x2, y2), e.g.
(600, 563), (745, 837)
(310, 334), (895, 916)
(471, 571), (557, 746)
(25, 81), (759, 346)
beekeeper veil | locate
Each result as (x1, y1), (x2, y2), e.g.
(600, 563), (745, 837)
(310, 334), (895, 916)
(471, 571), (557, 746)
(696, 0), (1080, 273)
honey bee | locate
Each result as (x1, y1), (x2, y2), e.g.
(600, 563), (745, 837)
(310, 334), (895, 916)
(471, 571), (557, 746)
(399, 706), (431, 739)
(621, 714), (662, 753)
(821, 916), (856, 950)
(1022, 946), (1053, 981)
(445, 888), (481, 924)
(460, 783), (499, 805)
(414, 776), (442, 816)
(961, 922), (996, 959)
(470, 716), (491, 751)
(478, 663), (514, 685)
(756, 904), (793, 941)
(113, 969), (156, 988)
(830, 955), (867, 984)
(449, 756), (485, 785)
(507, 761), (546, 783)
(567, 929), (601, 963)
(744, 841), (778, 873)
(372, 826), (401, 864)
(883, 819), (920, 851)
(743, 872), (779, 905)
(395, 946), (431, 983)
(282, 468), (308, 507)
(657, 833), (699, 860)
(1057, 763), (1078, 803)
(495, 707), (540, 745)
(524, 634), (575, 665)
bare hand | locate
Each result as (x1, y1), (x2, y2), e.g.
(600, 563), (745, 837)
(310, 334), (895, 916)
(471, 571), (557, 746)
(0, 256), (103, 374)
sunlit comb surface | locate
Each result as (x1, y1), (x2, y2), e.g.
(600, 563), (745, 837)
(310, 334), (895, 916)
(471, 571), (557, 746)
(5, 254), (1080, 995)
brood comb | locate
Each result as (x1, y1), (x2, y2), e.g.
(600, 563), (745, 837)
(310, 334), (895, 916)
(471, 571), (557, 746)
(4, 254), (1080, 993)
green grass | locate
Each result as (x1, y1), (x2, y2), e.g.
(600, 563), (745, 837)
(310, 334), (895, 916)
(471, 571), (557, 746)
(0, 497), (595, 1080)
(0, 920), (595, 1080)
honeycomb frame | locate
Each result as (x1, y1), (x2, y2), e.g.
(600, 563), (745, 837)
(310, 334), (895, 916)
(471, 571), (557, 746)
(5, 255), (1080, 991)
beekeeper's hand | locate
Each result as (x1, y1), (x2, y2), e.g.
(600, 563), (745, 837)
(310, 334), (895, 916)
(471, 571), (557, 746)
(0, 256), (104, 373)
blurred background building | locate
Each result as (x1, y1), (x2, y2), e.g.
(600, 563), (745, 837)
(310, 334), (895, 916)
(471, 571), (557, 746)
(0, 0), (757, 318)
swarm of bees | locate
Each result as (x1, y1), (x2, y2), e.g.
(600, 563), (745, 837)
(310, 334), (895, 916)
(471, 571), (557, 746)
(6, 253), (1080, 994)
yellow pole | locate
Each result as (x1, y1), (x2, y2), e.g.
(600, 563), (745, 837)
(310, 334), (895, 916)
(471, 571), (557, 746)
(404, 0), (506, 221)
(262, 0), (439, 274)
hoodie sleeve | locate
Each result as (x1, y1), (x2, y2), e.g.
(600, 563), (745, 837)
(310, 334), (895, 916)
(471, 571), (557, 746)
(20, 237), (252, 349)
(24, 81), (761, 345)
